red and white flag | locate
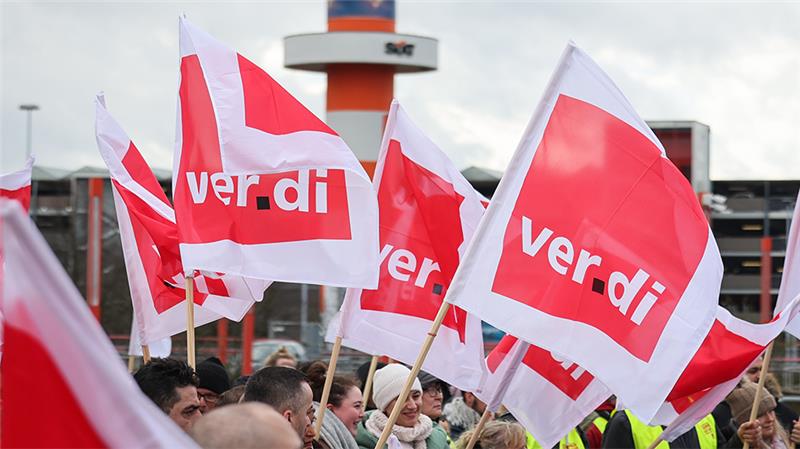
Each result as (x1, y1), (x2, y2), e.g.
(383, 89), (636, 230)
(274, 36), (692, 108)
(173, 17), (379, 288)
(0, 156), (33, 212)
(0, 199), (198, 448)
(653, 297), (800, 441)
(327, 101), (486, 391)
(445, 42), (723, 421)
(477, 335), (611, 448)
(96, 95), (268, 345)
(775, 190), (800, 335)
(653, 192), (800, 440)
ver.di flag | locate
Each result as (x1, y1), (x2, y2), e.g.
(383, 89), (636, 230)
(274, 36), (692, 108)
(653, 192), (800, 441)
(96, 95), (268, 345)
(0, 199), (198, 448)
(651, 297), (800, 441)
(173, 17), (378, 288)
(445, 42), (723, 422)
(327, 101), (486, 391)
(0, 155), (33, 212)
(477, 335), (611, 448)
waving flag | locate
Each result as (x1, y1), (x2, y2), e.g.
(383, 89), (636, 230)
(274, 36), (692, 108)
(445, 42), (723, 421)
(96, 95), (268, 345)
(774, 190), (800, 335)
(128, 315), (172, 358)
(653, 192), (800, 440)
(0, 200), (198, 448)
(477, 336), (611, 448)
(327, 101), (485, 391)
(0, 156), (33, 212)
(173, 17), (378, 288)
(652, 297), (800, 441)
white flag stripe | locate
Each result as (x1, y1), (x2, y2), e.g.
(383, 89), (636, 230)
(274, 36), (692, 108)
(0, 156), (34, 190)
(1, 200), (198, 448)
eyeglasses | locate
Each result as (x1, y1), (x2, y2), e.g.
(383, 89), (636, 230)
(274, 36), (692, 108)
(747, 367), (762, 375)
(198, 392), (220, 404)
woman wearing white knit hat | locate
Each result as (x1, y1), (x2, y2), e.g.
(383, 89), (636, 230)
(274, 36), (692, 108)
(355, 364), (448, 449)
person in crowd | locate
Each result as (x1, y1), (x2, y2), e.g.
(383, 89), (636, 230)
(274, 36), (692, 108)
(133, 358), (203, 432)
(303, 360), (363, 449)
(233, 375), (250, 387)
(355, 363), (448, 449)
(441, 390), (484, 441)
(581, 397), (615, 449)
(216, 385), (245, 408)
(763, 372), (799, 432)
(418, 371), (448, 422)
(243, 366), (316, 449)
(602, 408), (720, 449)
(195, 357), (230, 414)
(745, 357), (763, 383)
(265, 346), (299, 369)
(454, 420), (527, 449)
(190, 402), (302, 449)
(497, 407), (587, 449)
(725, 380), (800, 448)
(356, 360), (387, 411)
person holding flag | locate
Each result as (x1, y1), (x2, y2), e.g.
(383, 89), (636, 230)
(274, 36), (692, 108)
(355, 364), (449, 449)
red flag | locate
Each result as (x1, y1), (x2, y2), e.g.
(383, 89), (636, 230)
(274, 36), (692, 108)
(327, 101), (485, 391)
(445, 42), (723, 421)
(0, 156), (33, 212)
(478, 336), (610, 448)
(652, 298), (800, 440)
(96, 95), (268, 345)
(173, 17), (378, 288)
(0, 199), (197, 448)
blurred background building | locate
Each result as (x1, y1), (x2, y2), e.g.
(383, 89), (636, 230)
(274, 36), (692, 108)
(15, 0), (800, 387)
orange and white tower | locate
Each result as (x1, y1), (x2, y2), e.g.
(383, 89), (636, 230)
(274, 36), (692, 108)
(284, 0), (437, 177)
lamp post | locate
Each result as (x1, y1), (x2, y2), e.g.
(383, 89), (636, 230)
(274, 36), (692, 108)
(19, 104), (39, 218)
(19, 104), (39, 159)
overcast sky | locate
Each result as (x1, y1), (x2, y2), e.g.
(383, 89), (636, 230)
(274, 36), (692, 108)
(2, 1), (799, 180)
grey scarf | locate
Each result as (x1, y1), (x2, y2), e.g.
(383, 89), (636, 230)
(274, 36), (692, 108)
(314, 402), (359, 449)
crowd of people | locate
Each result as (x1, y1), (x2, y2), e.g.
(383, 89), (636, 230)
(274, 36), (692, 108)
(132, 350), (800, 449)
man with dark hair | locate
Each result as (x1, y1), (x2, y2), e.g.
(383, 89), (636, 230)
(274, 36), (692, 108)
(134, 358), (202, 432)
(243, 366), (315, 449)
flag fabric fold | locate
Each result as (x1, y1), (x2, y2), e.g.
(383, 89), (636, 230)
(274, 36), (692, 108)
(0, 199), (198, 448)
(444, 42), (723, 422)
(0, 155), (34, 212)
(655, 296), (800, 441)
(774, 190), (800, 335)
(96, 95), (268, 345)
(326, 101), (486, 391)
(655, 190), (800, 440)
(477, 335), (611, 448)
(173, 17), (379, 288)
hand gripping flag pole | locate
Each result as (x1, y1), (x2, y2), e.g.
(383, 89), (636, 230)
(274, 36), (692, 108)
(374, 301), (452, 449)
(742, 342), (775, 449)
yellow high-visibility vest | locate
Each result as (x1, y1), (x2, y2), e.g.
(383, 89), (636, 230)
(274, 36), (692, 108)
(526, 428), (585, 449)
(592, 415), (608, 435)
(624, 410), (716, 449)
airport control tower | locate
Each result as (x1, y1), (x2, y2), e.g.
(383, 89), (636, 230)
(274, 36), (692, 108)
(284, 0), (438, 176)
